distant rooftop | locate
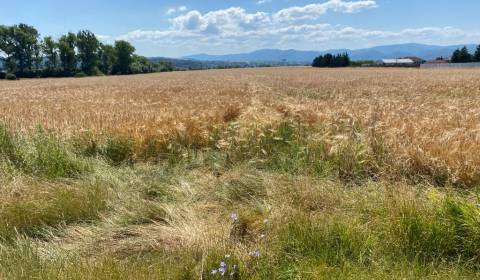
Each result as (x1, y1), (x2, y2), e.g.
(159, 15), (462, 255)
(380, 59), (415, 64)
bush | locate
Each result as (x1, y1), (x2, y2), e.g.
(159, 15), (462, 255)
(92, 67), (104, 76)
(5, 73), (16, 80)
(74, 72), (87, 78)
(101, 136), (135, 165)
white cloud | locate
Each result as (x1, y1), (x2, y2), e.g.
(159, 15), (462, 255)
(257, 0), (272, 5)
(171, 7), (270, 34)
(274, 0), (377, 22)
(166, 5), (188, 15)
(115, 1), (479, 56)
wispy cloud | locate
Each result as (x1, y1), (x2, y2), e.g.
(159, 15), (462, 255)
(256, 0), (272, 5)
(167, 5), (188, 15)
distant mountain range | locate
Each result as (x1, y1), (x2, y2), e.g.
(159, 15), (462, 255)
(184, 43), (478, 63)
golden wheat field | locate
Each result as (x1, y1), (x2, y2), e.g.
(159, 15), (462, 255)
(2, 67), (480, 279)
(1, 67), (480, 186)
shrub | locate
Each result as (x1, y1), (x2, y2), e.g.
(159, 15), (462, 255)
(5, 73), (16, 80)
(92, 67), (104, 76)
(74, 72), (87, 78)
(101, 136), (135, 165)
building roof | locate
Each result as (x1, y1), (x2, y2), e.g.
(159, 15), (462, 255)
(401, 56), (425, 63)
(381, 58), (415, 64)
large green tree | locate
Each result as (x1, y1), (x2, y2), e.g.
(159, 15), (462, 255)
(459, 46), (472, 63)
(0, 24), (40, 76)
(113, 40), (135, 74)
(58, 33), (77, 76)
(98, 43), (116, 75)
(76, 30), (100, 75)
(451, 49), (461, 63)
(42, 36), (58, 74)
(473, 45), (480, 62)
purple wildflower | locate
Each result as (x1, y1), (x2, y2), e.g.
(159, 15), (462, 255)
(230, 212), (239, 222)
(249, 250), (261, 258)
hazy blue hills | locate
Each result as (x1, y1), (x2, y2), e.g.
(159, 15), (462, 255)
(184, 43), (477, 63)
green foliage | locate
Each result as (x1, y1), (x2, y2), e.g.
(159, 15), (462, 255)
(279, 216), (372, 266)
(130, 55), (173, 74)
(451, 46), (473, 63)
(71, 133), (134, 165)
(0, 125), (89, 178)
(76, 30), (100, 75)
(113, 40), (135, 74)
(350, 60), (375, 67)
(5, 73), (16, 80)
(0, 23), (40, 76)
(101, 136), (135, 165)
(58, 32), (77, 76)
(392, 197), (480, 264)
(98, 43), (116, 75)
(313, 52), (351, 68)
(41, 36), (58, 75)
(474, 45), (480, 62)
(74, 72), (87, 78)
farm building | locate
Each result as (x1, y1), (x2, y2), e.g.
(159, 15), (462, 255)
(376, 58), (417, 67)
(400, 56), (425, 65)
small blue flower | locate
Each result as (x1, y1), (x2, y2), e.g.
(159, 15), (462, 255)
(249, 250), (261, 258)
(230, 212), (239, 222)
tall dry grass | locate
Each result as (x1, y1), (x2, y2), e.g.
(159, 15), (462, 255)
(1, 68), (480, 279)
(1, 68), (480, 186)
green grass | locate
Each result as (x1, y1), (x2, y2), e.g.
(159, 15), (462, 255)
(0, 125), (89, 178)
(0, 122), (480, 279)
(0, 181), (106, 240)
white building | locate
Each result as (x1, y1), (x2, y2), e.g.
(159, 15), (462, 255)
(376, 58), (416, 67)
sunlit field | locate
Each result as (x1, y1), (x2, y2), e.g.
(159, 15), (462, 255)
(1, 67), (480, 279)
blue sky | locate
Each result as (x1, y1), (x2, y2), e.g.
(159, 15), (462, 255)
(3, 0), (480, 57)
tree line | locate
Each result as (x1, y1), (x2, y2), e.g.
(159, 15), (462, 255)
(312, 53), (351, 68)
(0, 23), (173, 79)
(450, 45), (480, 63)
